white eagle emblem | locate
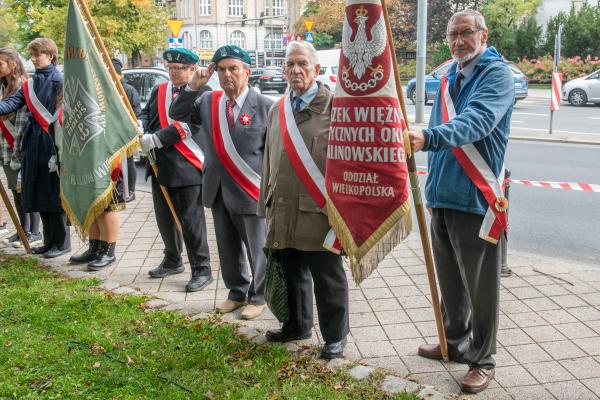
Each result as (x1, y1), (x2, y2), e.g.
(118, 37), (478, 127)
(342, 6), (387, 79)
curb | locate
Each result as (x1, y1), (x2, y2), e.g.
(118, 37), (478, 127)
(510, 135), (600, 146)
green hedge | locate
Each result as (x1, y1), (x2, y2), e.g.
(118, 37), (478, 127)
(516, 55), (600, 83)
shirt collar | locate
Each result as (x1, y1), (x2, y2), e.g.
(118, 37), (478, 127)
(225, 85), (250, 109)
(292, 81), (319, 106)
(456, 45), (487, 80)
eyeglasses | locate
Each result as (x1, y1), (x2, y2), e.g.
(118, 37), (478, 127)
(446, 29), (483, 41)
(166, 65), (190, 72)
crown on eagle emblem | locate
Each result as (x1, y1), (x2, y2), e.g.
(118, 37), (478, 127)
(355, 6), (368, 17)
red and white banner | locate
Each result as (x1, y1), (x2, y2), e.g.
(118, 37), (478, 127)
(441, 75), (508, 244)
(0, 118), (16, 149)
(326, 0), (412, 284)
(278, 96), (342, 253)
(157, 82), (205, 171)
(550, 72), (562, 111)
(210, 90), (261, 201)
(22, 78), (58, 133)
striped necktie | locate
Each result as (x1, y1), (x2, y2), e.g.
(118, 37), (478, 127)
(226, 100), (235, 130)
(294, 97), (303, 112)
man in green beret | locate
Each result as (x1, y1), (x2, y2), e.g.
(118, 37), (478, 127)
(170, 45), (273, 320)
(139, 48), (213, 293)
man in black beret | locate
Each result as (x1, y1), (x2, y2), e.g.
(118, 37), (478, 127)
(139, 48), (213, 293)
(170, 45), (272, 320)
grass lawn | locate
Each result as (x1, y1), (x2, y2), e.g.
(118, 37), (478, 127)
(528, 83), (551, 89)
(0, 255), (419, 399)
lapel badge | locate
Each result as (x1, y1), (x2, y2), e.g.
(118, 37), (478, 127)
(240, 113), (252, 125)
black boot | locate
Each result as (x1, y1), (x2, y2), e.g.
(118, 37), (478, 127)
(70, 239), (101, 263)
(87, 241), (116, 271)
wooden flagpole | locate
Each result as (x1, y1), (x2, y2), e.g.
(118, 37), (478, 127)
(380, 0), (449, 361)
(0, 181), (30, 253)
(75, 0), (183, 233)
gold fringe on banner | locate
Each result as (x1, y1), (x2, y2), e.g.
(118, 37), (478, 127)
(61, 135), (139, 241)
(327, 197), (412, 285)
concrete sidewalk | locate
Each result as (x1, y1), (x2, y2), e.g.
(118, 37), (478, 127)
(3, 190), (600, 399)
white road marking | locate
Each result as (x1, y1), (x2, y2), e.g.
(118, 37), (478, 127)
(513, 112), (548, 117)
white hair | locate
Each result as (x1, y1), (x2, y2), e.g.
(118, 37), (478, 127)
(285, 41), (319, 65)
(447, 9), (487, 32)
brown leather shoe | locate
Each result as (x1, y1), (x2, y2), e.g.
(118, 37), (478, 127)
(216, 299), (246, 313)
(418, 343), (444, 360)
(460, 367), (495, 394)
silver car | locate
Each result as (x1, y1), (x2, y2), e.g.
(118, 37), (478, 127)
(562, 69), (600, 106)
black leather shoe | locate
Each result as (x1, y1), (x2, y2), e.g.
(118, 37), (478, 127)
(185, 274), (213, 292)
(70, 239), (101, 263)
(43, 247), (72, 259)
(320, 337), (347, 359)
(88, 242), (116, 271)
(148, 262), (184, 278)
(265, 329), (312, 343)
(31, 244), (52, 255)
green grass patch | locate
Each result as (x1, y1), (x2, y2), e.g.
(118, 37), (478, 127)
(0, 255), (419, 399)
(528, 83), (551, 89)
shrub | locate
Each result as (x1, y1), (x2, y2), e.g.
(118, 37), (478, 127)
(517, 55), (600, 83)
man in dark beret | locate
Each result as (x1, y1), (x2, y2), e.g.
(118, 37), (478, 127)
(170, 45), (273, 320)
(139, 48), (213, 293)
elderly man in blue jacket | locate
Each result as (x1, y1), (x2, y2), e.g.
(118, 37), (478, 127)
(409, 9), (513, 394)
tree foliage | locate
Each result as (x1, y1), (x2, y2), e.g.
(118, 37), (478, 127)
(543, 2), (600, 58)
(0, 0), (168, 60)
(0, 1), (19, 47)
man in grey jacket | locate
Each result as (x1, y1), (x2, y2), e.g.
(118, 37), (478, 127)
(258, 41), (349, 359)
(170, 45), (272, 320)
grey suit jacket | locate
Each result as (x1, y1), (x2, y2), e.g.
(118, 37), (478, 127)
(170, 87), (273, 215)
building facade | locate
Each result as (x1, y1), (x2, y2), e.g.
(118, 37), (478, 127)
(168, 0), (307, 67)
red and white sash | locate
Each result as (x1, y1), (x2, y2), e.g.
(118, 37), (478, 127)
(440, 75), (508, 244)
(278, 96), (342, 254)
(157, 82), (204, 170)
(0, 118), (16, 149)
(22, 79), (58, 133)
(210, 90), (261, 201)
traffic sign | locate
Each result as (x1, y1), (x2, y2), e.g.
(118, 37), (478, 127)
(168, 37), (183, 48)
(166, 19), (184, 38)
(304, 20), (314, 32)
(305, 31), (314, 43)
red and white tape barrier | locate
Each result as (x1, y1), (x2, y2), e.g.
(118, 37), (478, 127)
(415, 167), (599, 193)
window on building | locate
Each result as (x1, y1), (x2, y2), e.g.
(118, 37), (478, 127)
(228, 0), (244, 16)
(182, 31), (193, 49)
(199, 30), (212, 49)
(180, 0), (192, 18)
(154, 0), (166, 7)
(230, 30), (246, 48)
(272, 0), (283, 16)
(198, 0), (211, 16)
(264, 32), (283, 50)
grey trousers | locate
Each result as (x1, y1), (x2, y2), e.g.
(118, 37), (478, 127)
(431, 208), (501, 369)
(211, 189), (266, 305)
(278, 249), (349, 343)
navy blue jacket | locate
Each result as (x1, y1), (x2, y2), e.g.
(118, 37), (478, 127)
(0, 65), (63, 213)
(423, 47), (514, 215)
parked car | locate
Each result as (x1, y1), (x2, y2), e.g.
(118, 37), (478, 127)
(317, 65), (338, 92)
(562, 69), (600, 106)
(122, 67), (222, 108)
(405, 60), (528, 105)
(249, 67), (287, 93)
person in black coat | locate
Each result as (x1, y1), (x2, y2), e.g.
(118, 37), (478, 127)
(139, 48), (213, 292)
(0, 38), (70, 258)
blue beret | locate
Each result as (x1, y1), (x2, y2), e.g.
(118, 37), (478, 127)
(163, 48), (199, 65)
(212, 45), (251, 65)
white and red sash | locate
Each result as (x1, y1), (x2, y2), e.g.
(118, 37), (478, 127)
(0, 118), (16, 149)
(440, 75), (508, 244)
(278, 96), (342, 254)
(22, 79), (58, 133)
(210, 90), (261, 201)
(157, 82), (204, 171)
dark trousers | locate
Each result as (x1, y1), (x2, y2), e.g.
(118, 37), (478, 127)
(127, 156), (136, 194)
(277, 248), (349, 344)
(40, 211), (70, 250)
(431, 208), (501, 369)
(211, 189), (266, 305)
(12, 189), (40, 234)
(151, 176), (210, 274)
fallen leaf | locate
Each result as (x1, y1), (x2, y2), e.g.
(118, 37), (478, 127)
(93, 361), (101, 368)
(126, 355), (134, 365)
(204, 390), (214, 399)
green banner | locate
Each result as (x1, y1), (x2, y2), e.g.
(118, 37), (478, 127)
(60, 0), (139, 238)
